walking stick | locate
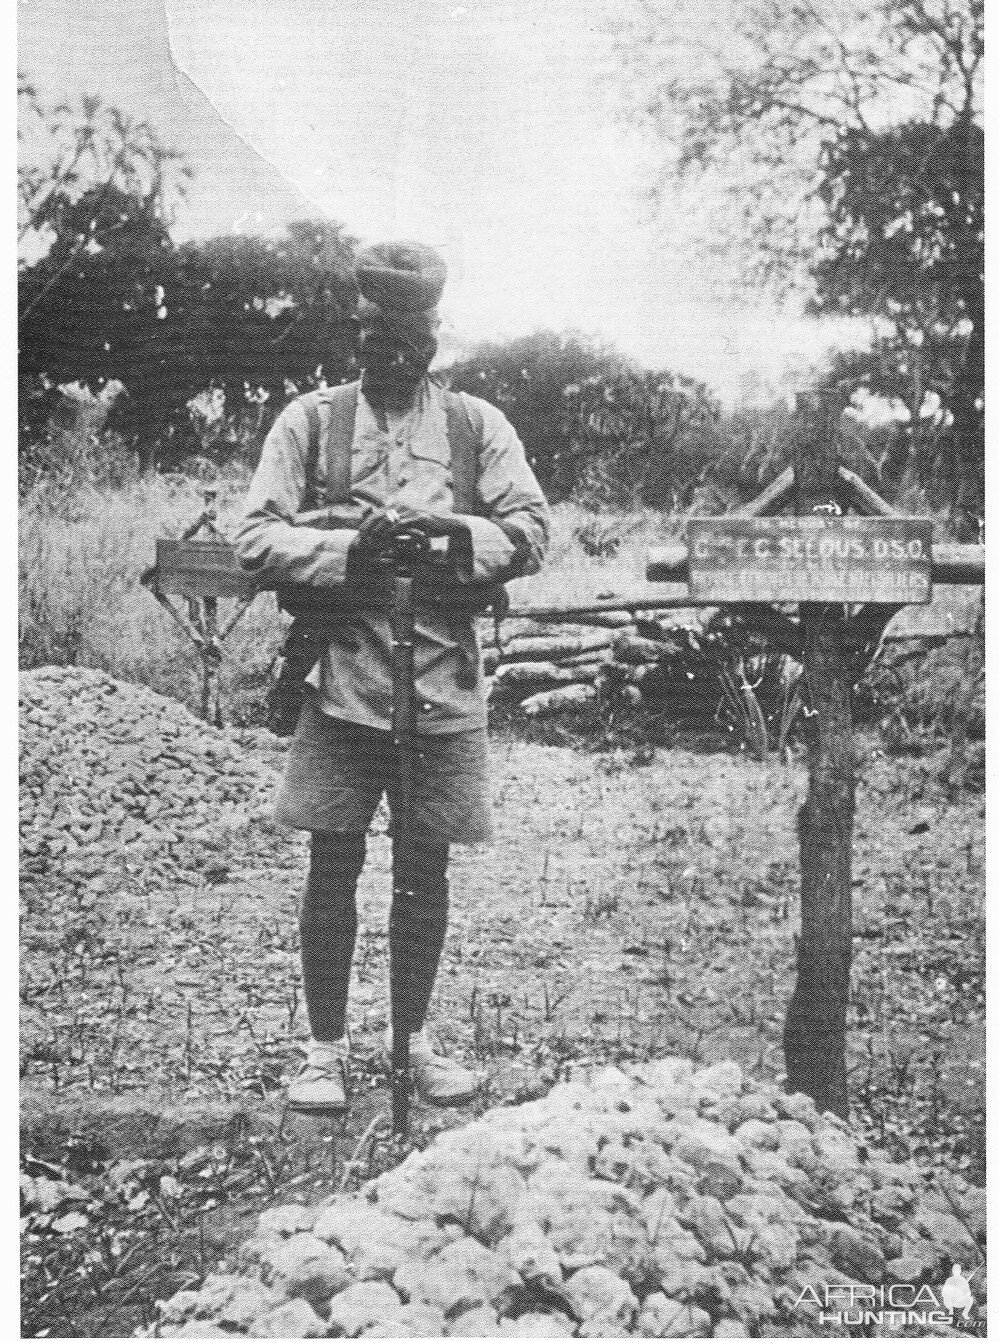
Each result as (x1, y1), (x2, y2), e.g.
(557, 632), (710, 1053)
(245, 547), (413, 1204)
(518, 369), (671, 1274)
(385, 523), (454, 1140)
(389, 556), (417, 1140)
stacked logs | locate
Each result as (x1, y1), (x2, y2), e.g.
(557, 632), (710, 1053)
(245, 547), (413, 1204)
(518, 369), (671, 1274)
(481, 610), (706, 718)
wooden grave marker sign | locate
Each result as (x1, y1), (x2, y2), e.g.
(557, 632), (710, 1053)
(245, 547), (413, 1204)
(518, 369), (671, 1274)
(687, 515), (933, 605)
(141, 489), (258, 726)
(644, 392), (985, 1120)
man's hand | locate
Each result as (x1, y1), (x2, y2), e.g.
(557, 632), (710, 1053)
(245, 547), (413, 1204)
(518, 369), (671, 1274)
(394, 512), (475, 583)
(345, 508), (400, 582)
(346, 508), (476, 586)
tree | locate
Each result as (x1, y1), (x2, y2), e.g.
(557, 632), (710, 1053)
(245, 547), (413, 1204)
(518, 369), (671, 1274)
(447, 331), (631, 501)
(18, 82), (193, 469)
(608, 0), (982, 289)
(18, 82), (361, 470)
(813, 116), (983, 533)
(564, 369), (722, 510)
(607, 0), (984, 530)
(449, 331), (723, 508)
(18, 78), (191, 267)
(171, 219), (359, 431)
(19, 183), (183, 466)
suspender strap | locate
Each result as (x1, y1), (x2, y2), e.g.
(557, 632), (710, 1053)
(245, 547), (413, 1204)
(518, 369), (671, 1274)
(324, 382), (358, 505)
(444, 390), (483, 516)
(302, 381), (476, 512)
(299, 382), (359, 510)
(301, 394), (322, 512)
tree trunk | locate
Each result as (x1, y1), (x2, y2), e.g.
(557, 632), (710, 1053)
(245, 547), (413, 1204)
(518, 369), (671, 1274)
(784, 614), (854, 1118)
(783, 390), (855, 1120)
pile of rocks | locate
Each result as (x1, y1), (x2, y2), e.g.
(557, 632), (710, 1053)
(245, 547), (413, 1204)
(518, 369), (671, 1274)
(19, 666), (277, 894)
(153, 1059), (984, 1338)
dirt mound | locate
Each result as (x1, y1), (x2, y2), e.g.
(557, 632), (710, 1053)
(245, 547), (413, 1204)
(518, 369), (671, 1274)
(152, 1060), (985, 1338)
(20, 665), (278, 893)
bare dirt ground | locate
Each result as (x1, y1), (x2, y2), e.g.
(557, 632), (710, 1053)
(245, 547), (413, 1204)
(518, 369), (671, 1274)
(20, 718), (985, 1337)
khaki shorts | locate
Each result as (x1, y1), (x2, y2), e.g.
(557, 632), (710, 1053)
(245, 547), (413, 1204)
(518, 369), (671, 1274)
(275, 692), (493, 846)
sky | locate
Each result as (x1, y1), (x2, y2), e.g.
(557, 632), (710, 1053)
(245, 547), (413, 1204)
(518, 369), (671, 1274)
(18, 0), (863, 403)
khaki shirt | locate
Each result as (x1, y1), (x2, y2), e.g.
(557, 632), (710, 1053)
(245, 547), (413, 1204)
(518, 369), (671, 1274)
(234, 379), (550, 734)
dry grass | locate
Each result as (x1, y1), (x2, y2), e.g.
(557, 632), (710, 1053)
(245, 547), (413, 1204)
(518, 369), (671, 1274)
(19, 472), (284, 721)
(18, 476), (677, 722)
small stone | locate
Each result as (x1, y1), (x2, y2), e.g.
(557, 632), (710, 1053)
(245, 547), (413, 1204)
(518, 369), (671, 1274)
(912, 1207), (977, 1259)
(695, 1062), (744, 1099)
(594, 1140), (634, 1182)
(326, 1281), (402, 1336)
(219, 1284), (279, 1330)
(672, 1122), (744, 1180)
(731, 1092), (778, 1126)
(828, 1224), (886, 1284)
(726, 1277), (781, 1325)
(259, 1203), (318, 1237)
(886, 1255), (930, 1284)
(774, 1091), (819, 1130)
(156, 1291), (200, 1326)
(678, 1194), (740, 1259)
(811, 1125), (860, 1177)
(314, 1199), (387, 1250)
(636, 1292), (712, 1337)
(395, 1236), (518, 1313)
(776, 1120), (813, 1156)
(564, 1265), (637, 1331)
(740, 1146), (798, 1189)
(642, 1188), (679, 1243)
(548, 1204), (615, 1271)
(714, 1322), (749, 1339)
(448, 1305), (502, 1337)
(362, 1302), (448, 1336)
(194, 1274), (242, 1317)
(379, 1159), (526, 1245)
(237, 1234), (283, 1270)
(317, 1201), (448, 1280)
(263, 1232), (352, 1304)
(501, 1221), (561, 1280)
(733, 1119), (779, 1151)
(752, 1220), (799, 1273)
(498, 1313), (575, 1337)
(248, 1298), (326, 1337)
(869, 1185), (913, 1230)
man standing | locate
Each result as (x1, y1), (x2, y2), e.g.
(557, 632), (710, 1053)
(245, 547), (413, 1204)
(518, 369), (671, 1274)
(234, 241), (550, 1114)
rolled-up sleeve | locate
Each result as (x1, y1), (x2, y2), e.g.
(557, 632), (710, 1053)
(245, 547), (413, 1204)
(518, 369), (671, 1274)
(461, 397), (551, 582)
(233, 399), (356, 588)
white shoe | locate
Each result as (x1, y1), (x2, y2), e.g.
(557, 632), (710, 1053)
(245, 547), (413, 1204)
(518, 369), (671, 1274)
(385, 1027), (480, 1107)
(287, 1037), (349, 1114)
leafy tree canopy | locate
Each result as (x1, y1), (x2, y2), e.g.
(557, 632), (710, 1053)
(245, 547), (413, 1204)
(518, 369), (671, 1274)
(606, 0), (984, 531)
(448, 330), (721, 509)
(607, 0), (982, 294)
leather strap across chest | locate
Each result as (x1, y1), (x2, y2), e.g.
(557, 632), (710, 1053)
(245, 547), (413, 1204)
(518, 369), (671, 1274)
(297, 381), (482, 515)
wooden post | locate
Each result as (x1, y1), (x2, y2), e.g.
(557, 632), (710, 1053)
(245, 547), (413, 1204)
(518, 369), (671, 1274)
(782, 393), (854, 1119)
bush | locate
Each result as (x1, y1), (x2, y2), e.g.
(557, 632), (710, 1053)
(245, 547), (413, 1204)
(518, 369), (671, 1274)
(859, 637), (985, 753)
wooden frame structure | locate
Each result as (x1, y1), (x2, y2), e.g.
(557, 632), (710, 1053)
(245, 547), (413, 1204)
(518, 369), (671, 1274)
(642, 394), (985, 1118)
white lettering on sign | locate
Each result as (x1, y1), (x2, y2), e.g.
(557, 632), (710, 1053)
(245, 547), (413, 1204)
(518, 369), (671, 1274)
(687, 517), (933, 605)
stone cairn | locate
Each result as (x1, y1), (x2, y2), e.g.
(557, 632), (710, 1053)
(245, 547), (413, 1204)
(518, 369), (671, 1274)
(20, 665), (276, 897)
(151, 1060), (983, 1339)
(19, 668), (985, 1338)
